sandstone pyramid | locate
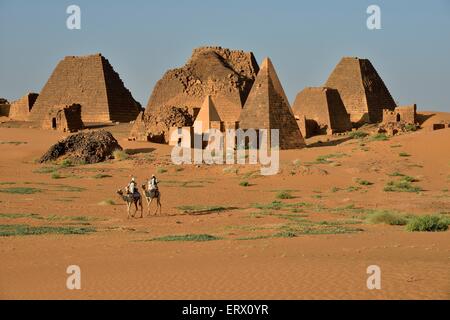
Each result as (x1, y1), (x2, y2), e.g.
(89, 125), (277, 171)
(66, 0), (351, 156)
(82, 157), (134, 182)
(29, 53), (141, 123)
(9, 93), (39, 121)
(292, 87), (352, 137)
(146, 46), (259, 126)
(238, 58), (305, 149)
(194, 96), (221, 133)
(325, 57), (396, 124)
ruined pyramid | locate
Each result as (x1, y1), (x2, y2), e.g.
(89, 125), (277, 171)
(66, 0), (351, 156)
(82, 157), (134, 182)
(194, 96), (221, 133)
(325, 57), (396, 124)
(292, 87), (352, 137)
(238, 58), (305, 150)
(146, 47), (259, 126)
(29, 53), (141, 123)
(9, 93), (39, 121)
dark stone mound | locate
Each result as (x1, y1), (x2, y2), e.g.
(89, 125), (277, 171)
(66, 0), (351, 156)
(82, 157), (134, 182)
(39, 130), (122, 164)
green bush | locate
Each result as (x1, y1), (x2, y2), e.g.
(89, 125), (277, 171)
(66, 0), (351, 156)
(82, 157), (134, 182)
(151, 234), (220, 242)
(357, 179), (373, 186)
(276, 191), (294, 199)
(0, 224), (95, 237)
(371, 133), (389, 141)
(404, 124), (418, 132)
(399, 152), (411, 157)
(51, 172), (63, 180)
(59, 159), (73, 168)
(239, 181), (250, 187)
(113, 149), (129, 161)
(384, 176), (422, 193)
(349, 131), (369, 139)
(367, 211), (408, 226)
(157, 167), (168, 174)
(406, 215), (449, 232)
(0, 187), (42, 195)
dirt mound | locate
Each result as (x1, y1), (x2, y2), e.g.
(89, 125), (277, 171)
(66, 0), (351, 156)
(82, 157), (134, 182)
(129, 106), (194, 143)
(39, 130), (122, 164)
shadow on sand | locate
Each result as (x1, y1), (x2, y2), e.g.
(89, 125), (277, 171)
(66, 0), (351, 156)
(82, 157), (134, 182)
(307, 136), (353, 148)
(125, 148), (156, 155)
(416, 113), (435, 125)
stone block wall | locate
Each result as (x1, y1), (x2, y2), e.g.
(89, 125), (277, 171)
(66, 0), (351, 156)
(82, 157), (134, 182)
(382, 104), (417, 124)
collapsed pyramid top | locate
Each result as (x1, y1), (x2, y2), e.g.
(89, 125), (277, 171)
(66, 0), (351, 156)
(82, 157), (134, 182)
(238, 58), (305, 149)
(146, 46), (259, 124)
(324, 57), (396, 124)
(30, 53), (141, 123)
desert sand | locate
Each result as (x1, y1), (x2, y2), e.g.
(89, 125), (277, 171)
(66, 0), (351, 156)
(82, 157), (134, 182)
(0, 113), (449, 300)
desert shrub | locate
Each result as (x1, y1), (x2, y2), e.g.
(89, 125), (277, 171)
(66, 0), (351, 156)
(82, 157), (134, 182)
(349, 131), (369, 139)
(113, 150), (129, 161)
(0, 187), (42, 195)
(406, 215), (449, 232)
(388, 171), (405, 177)
(59, 159), (73, 168)
(366, 211), (408, 225)
(239, 181), (250, 187)
(276, 191), (294, 199)
(384, 177), (422, 193)
(273, 231), (297, 238)
(151, 234), (220, 242)
(157, 167), (167, 174)
(404, 124), (418, 132)
(0, 224), (95, 237)
(34, 166), (58, 174)
(51, 173), (63, 180)
(399, 152), (411, 157)
(371, 133), (389, 141)
(357, 179), (373, 186)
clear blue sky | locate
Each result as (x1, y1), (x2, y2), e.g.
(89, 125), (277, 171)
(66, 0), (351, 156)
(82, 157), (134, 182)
(1, 0), (449, 111)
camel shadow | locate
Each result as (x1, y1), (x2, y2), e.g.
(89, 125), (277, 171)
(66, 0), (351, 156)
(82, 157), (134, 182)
(307, 136), (353, 148)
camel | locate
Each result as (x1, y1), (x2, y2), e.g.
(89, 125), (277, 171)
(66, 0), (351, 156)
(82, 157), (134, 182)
(142, 184), (162, 216)
(117, 188), (143, 219)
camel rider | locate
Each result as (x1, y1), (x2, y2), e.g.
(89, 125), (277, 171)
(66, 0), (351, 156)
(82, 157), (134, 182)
(149, 175), (159, 191)
(127, 177), (140, 200)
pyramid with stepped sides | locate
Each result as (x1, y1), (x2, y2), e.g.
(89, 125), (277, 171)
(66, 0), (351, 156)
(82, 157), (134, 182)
(238, 58), (305, 150)
(292, 87), (352, 137)
(194, 95), (222, 134)
(29, 53), (141, 123)
(325, 57), (396, 124)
